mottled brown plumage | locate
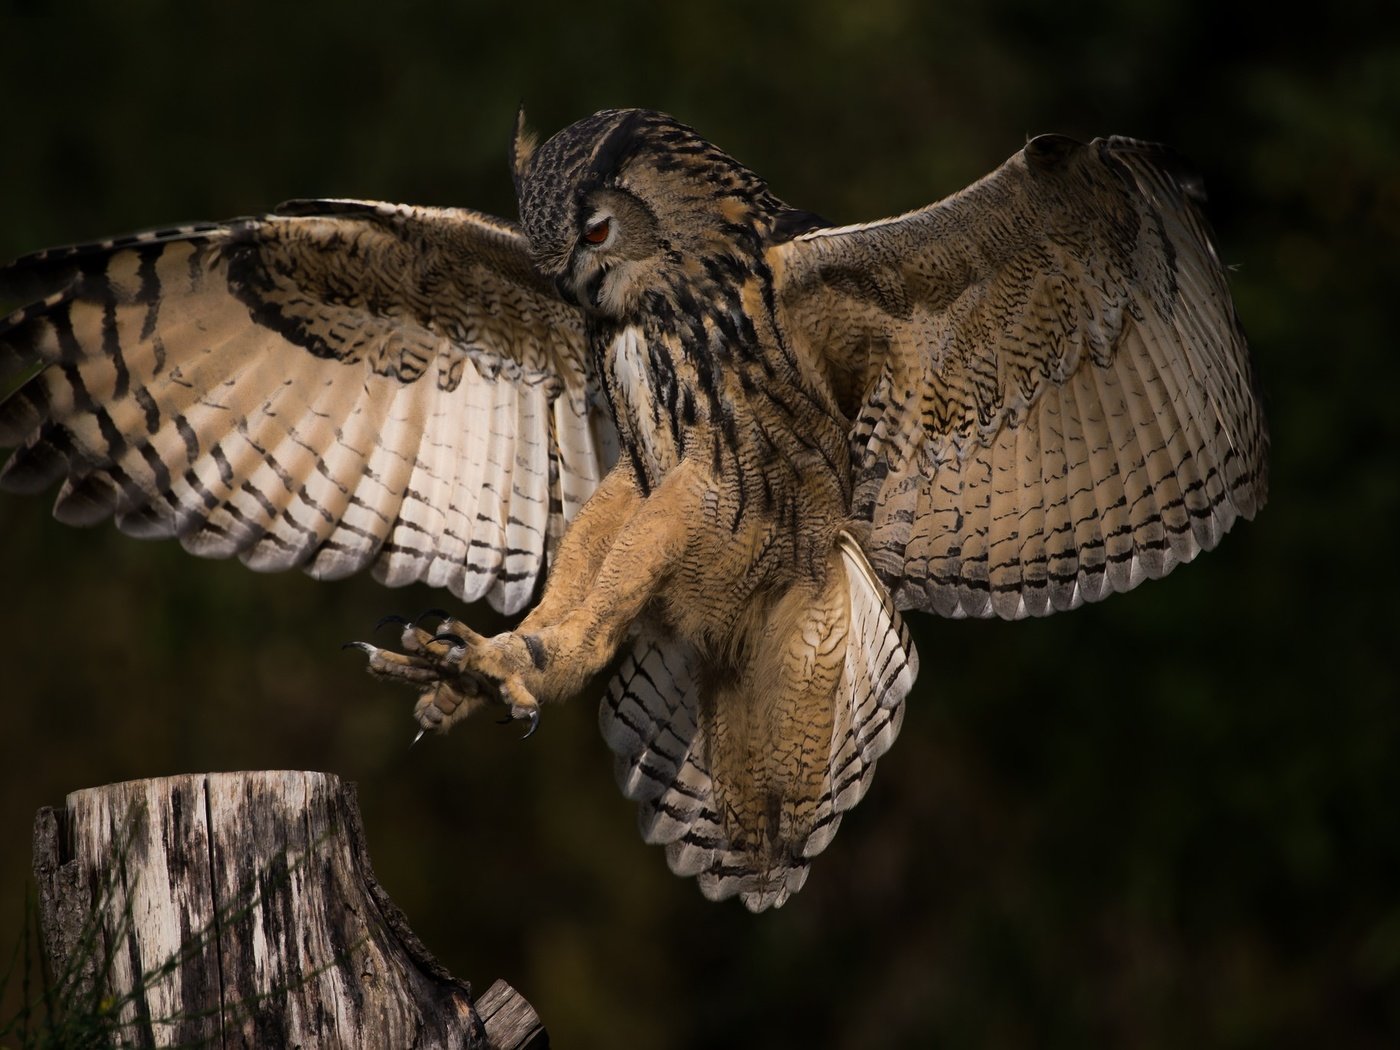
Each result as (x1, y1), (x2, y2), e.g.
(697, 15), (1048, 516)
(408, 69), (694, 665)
(0, 110), (1266, 910)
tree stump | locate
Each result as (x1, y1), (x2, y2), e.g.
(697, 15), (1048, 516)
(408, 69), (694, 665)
(31, 771), (547, 1049)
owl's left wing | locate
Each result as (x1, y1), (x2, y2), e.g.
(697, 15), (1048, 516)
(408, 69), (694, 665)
(772, 135), (1268, 619)
(1, 200), (616, 614)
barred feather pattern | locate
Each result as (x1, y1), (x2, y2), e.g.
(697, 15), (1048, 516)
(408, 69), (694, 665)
(599, 533), (916, 911)
(775, 135), (1268, 618)
(0, 201), (615, 613)
(2, 111), (1269, 912)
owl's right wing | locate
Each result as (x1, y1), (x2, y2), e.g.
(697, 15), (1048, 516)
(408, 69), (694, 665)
(773, 135), (1268, 619)
(1, 199), (617, 615)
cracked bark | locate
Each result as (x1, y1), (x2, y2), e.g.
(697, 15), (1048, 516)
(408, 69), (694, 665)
(32, 770), (547, 1049)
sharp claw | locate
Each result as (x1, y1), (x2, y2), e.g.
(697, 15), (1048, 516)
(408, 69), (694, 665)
(414, 607), (451, 628)
(430, 632), (466, 647)
(521, 708), (540, 740)
(342, 641), (376, 654)
(376, 614), (409, 633)
(411, 729), (425, 747)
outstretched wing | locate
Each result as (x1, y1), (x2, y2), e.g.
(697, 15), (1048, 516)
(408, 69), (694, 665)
(774, 135), (1268, 619)
(0, 200), (617, 614)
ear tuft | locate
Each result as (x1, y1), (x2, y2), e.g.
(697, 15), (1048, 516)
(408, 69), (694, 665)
(511, 103), (539, 200)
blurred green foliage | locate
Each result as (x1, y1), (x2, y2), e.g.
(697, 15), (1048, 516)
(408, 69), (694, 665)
(1, 1), (1396, 1047)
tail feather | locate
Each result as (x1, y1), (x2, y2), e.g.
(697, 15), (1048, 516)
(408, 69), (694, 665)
(599, 531), (919, 911)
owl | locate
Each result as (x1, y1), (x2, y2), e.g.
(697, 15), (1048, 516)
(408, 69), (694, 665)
(0, 109), (1267, 910)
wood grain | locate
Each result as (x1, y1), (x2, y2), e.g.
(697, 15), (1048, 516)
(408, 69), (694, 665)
(32, 770), (546, 1049)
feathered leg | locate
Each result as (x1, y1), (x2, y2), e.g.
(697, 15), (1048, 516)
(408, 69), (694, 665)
(355, 459), (698, 735)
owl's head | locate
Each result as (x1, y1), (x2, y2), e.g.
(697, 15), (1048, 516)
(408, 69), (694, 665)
(513, 108), (802, 319)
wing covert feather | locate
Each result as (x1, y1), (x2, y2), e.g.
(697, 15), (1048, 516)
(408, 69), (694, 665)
(774, 135), (1268, 617)
(0, 200), (616, 614)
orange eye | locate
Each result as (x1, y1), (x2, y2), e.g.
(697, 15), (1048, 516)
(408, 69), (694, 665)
(584, 218), (611, 245)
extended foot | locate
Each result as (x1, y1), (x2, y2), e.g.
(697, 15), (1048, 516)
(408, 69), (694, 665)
(345, 612), (542, 738)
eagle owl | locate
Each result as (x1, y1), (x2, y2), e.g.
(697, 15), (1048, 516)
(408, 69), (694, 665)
(0, 109), (1267, 910)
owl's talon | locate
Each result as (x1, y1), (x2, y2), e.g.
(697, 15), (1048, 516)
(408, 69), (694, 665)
(428, 633), (469, 666)
(375, 613), (409, 633)
(348, 640), (445, 686)
(518, 706), (540, 739)
(414, 608), (451, 629)
(502, 678), (542, 738)
(411, 676), (494, 736)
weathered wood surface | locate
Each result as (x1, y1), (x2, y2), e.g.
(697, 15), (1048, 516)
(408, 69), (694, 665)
(32, 770), (547, 1049)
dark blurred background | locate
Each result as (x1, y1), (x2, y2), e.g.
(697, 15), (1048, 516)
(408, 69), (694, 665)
(1, 2), (1396, 1047)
